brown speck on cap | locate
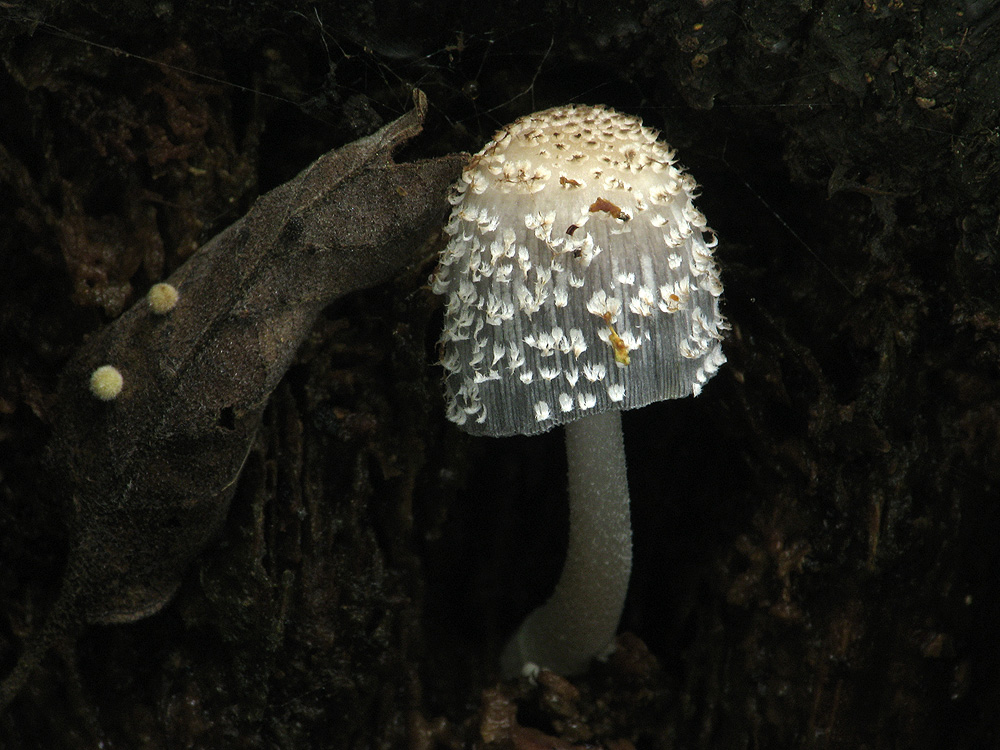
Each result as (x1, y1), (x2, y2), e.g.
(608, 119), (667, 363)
(432, 104), (728, 437)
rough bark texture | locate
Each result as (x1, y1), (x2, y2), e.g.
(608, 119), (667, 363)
(1, 1), (998, 748)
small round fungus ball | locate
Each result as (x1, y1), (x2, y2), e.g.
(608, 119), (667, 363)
(147, 282), (179, 315)
(432, 103), (727, 437)
(89, 365), (123, 401)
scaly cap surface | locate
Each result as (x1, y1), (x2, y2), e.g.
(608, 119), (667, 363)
(433, 104), (727, 436)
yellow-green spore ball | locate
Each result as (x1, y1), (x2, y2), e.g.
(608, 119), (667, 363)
(147, 282), (179, 314)
(89, 365), (123, 401)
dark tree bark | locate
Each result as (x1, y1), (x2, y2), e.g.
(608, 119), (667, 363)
(1, 1), (998, 748)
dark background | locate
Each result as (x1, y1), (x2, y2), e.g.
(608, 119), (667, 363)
(1, 1), (998, 747)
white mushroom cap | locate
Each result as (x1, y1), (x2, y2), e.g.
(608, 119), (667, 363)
(433, 104), (728, 437)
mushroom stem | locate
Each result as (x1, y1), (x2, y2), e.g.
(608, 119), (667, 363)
(501, 409), (632, 677)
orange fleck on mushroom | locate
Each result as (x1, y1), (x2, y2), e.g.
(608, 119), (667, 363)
(588, 197), (629, 221)
(602, 313), (631, 366)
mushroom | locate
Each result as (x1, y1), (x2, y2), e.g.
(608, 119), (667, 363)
(431, 104), (727, 677)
